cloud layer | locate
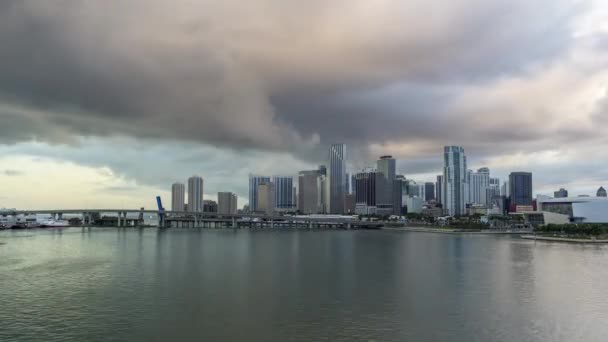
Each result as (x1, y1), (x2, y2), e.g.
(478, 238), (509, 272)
(1, 0), (608, 207)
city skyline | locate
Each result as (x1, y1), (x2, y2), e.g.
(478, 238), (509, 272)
(1, 1), (608, 209)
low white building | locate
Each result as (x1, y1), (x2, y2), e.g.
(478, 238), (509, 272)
(537, 197), (608, 223)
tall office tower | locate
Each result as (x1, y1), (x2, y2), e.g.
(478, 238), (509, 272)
(171, 183), (185, 212)
(487, 177), (501, 206)
(351, 174), (357, 194)
(328, 144), (347, 214)
(597, 187), (607, 197)
(396, 175), (408, 211)
(436, 175), (443, 204)
(249, 175), (271, 212)
(468, 167), (490, 205)
(554, 188), (569, 198)
(443, 146), (468, 216)
(273, 176), (295, 210)
(317, 174), (329, 214)
(318, 165), (327, 176)
(187, 176), (204, 212)
(501, 181), (509, 197)
(354, 169), (379, 215)
(424, 182), (435, 202)
(298, 170), (319, 214)
(257, 182), (275, 215)
(509, 172), (533, 207)
(392, 178), (404, 215)
(376, 155), (396, 215)
(218, 192), (238, 215)
(203, 200), (217, 213)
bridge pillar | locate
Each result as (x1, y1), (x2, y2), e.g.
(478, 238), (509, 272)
(232, 217), (236, 228)
(117, 212), (122, 227)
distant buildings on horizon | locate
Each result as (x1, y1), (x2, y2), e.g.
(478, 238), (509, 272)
(167, 144), (608, 221)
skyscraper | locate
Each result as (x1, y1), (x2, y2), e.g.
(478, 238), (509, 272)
(468, 167), (490, 205)
(554, 188), (569, 198)
(187, 176), (204, 212)
(355, 169), (379, 215)
(424, 182), (435, 202)
(436, 175), (443, 204)
(249, 175), (271, 212)
(487, 177), (501, 206)
(509, 172), (533, 207)
(328, 144), (346, 214)
(443, 146), (467, 216)
(218, 192), (238, 214)
(298, 170), (319, 214)
(171, 182), (185, 212)
(376, 155), (396, 215)
(257, 182), (275, 215)
(273, 176), (295, 210)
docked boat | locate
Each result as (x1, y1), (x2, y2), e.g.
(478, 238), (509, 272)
(13, 215), (41, 229)
(40, 218), (70, 228)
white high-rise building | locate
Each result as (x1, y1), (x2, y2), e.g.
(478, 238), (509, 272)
(328, 144), (347, 214)
(218, 192), (238, 215)
(468, 167), (490, 205)
(249, 175), (271, 213)
(187, 176), (204, 212)
(171, 183), (185, 212)
(442, 146), (467, 216)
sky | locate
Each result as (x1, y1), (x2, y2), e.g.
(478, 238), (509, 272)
(1, 0), (607, 209)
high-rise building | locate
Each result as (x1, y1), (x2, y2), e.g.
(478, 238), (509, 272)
(392, 178), (404, 215)
(203, 200), (217, 213)
(187, 176), (204, 212)
(171, 183), (185, 212)
(328, 144), (347, 214)
(436, 175), (443, 204)
(487, 177), (501, 206)
(442, 146), (468, 216)
(554, 188), (569, 198)
(273, 176), (295, 210)
(501, 181), (509, 197)
(344, 193), (356, 214)
(424, 182), (435, 202)
(509, 172), (533, 207)
(597, 187), (607, 197)
(249, 175), (271, 212)
(298, 170), (319, 214)
(318, 165), (327, 176)
(376, 155), (396, 215)
(468, 167), (490, 205)
(355, 169), (379, 215)
(218, 192), (238, 215)
(257, 182), (275, 215)
(317, 174), (329, 214)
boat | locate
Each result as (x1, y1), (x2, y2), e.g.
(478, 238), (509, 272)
(40, 218), (70, 228)
(13, 215), (41, 229)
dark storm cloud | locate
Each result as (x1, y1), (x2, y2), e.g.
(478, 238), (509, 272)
(0, 0), (590, 163)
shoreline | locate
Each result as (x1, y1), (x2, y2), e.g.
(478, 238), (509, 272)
(382, 226), (530, 235)
(520, 235), (608, 244)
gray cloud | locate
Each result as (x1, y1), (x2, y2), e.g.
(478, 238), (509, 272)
(0, 0), (591, 159)
(2, 169), (24, 176)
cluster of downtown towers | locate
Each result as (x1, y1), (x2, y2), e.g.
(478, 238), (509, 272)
(170, 144), (533, 217)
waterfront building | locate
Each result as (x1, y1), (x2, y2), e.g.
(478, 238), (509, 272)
(554, 188), (569, 198)
(442, 146), (468, 216)
(298, 170), (319, 214)
(248, 175), (271, 212)
(597, 187), (607, 197)
(392, 178), (404, 215)
(537, 196), (608, 223)
(354, 169), (379, 215)
(187, 176), (204, 212)
(376, 155), (396, 216)
(328, 144), (347, 214)
(406, 196), (424, 214)
(203, 200), (217, 213)
(425, 182), (435, 202)
(318, 165), (327, 176)
(487, 177), (501, 206)
(468, 167), (490, 205)
(273, 176), (295, 211)
(509, 172), (533, 210)
(171, 182), (185, 212)
(257, 182), (275, 215)
(344, 193), (356, 214)
(317, 174), (329, 214)
(436, 175), (443, 204)
(218, 192), (238, 215)
(501, 181), (509, 197)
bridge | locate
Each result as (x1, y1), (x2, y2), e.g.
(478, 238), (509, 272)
(0, 208), (377, 229)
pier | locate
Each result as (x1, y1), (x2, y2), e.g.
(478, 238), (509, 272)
(0, 208), (379, 230)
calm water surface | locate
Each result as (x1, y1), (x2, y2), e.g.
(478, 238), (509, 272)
(1, 228), (607, 342)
